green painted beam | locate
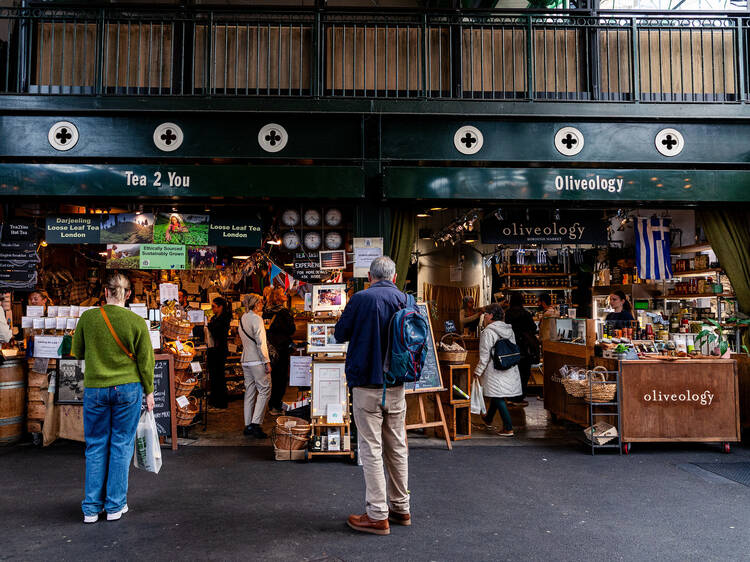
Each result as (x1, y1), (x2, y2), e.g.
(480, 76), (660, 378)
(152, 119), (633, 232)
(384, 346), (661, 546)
(1, 95), (749, 121)
(0, 164), (365, 199)
(384, 167), (750, 202)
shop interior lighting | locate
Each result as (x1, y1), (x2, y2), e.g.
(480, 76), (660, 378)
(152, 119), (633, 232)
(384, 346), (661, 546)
(493, 208), (504, 221)
(232, 255), (251, 260)
(429, 207), (447, 212)
(267, 237), (282, 246)
(416, 212), (431, 218)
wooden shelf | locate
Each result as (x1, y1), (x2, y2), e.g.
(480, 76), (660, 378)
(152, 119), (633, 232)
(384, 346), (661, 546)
(500, 286), (577, 291)
(500, 272), (569, 277)
(671, 244), (712, 254)
(664, 293), (735, 299)
(670, 268), (722, 278)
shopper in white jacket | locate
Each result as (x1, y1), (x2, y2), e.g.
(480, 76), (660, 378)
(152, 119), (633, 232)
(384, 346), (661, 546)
(239, 293), (271, 439)
(474, 303), (522, 436)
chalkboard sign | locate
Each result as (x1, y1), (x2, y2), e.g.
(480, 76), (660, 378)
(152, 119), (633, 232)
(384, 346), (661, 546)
(405, 303), (444, 394)
(143, 354), (178, 450)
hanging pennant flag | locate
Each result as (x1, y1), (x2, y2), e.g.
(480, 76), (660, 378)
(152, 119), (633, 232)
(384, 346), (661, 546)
(269, 263), (282, 282)
(284, 273), (291, 291)
(634, 217), (673, 280)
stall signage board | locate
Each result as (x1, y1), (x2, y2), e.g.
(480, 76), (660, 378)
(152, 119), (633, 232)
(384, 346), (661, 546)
(146, 354), (178, 450)
(481, 209), (607, 245)
(405, 303), (444, 394)
(0, 241), (39, 289)
(45, 216), (101, 244)
(140, 244), (186, 270)
(0, 221), (35, 242)
(208, 219), (262, 247)
(294, 252), (325, 282)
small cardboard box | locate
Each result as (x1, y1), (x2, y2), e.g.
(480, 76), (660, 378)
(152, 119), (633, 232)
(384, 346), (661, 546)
(583, 422), (618, 445)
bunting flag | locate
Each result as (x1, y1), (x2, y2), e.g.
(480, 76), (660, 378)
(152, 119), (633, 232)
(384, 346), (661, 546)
(634, 217), (673, 280)
(269, 263), (282, 282)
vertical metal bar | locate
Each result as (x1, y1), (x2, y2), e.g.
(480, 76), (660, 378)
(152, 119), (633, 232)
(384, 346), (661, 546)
(235, 24), (239, 95)
(657, 26), (663, 101)
(502, 27), (506, 99)
(543, 26), (547, 99)
(82, 20), (88, 90)
(266, 24), (270, 95)
(277, 23), (281, 95)
(574, 25), (579, 100)
(690, 26), (695, 101)
(553, 27), (558, 99)
(313, 11), (320, 97)
(365, 25), (368, 95)
(491, 25), (496, 99)
(564, 25), (569, 99)
(126, 21), (131, 93)
(526, 16), (534, 100)
(604, 26), (610, 100)
(332, 23), (336, 95)
(137, 22), (142, 94)
(288, 23), (292, 96)
(422, 15), (428, 98)
(700, 28), (705, 102)
(256, 24), (260, 94)
(631, 19), (639, 102)
(469, 25), (474, 97)
(721, 27), (728, 101)
(246, 24), (250, 95)
(114, 21), (120, 92)
(480, 26), (485, 98)
(396, 25), (399, 97)
(4, 15), (11, 92)
(616, 27), (622, 99)
(645, 24), (652, 101)
(448, 22), (452, 98)
(169, 21), (174, 95)
(72, 19), (78, 89)
(191, 19), (196, 95)
(207, 12), (213, 95)
(667, 27), (672, 101)
(736, 18), (746, 102)
(98, 11), (106, 95)
(342, 24), (346, 95)
(50, 16), (55, 91)
(376, 25), (379, 95)
(407, 25), (410, 95)
(678, 29), (684, 101)
(158, 20), (164, 95)
(512, 27), (516, 98)
(353, 24), (357, 96)
(710, 25), (716, 101)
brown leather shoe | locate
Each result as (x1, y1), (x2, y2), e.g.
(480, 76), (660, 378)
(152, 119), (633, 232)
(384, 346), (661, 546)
(388, 512), (412, 526)
(347, 513), (390, 535)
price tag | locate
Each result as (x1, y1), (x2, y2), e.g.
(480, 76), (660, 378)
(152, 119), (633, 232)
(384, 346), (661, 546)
(66, 318), (77, 330)
(228, 343), (237, 354)
(55, 317), (66, 330)
(149, 330), (161, 350)
(57, 306), (71, 318)
(175, 340), (184, 352)
(176, 395), (190, 408)
(70, 305), (80, 317)
(190, 361), (202, 373)
(27, 306), (45, 318)
(21, 316), (32, 328)
(44, 318), (56, 330)
(32, 318), (44, 330)
(46, 306), (59, 318)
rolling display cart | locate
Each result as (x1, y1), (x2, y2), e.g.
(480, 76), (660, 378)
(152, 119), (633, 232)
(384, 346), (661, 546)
(584, 367), (622, 456)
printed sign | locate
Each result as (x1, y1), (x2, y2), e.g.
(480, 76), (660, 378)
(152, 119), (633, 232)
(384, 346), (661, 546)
(208, 218), (262, 247)
(481, 209), (607, 245)
(0, 221), (35, 242)
(45, 216), (100, 244)
(353, 237), (383, 278)
(294, 251), (325, 282)
(140, 244), (187, 270)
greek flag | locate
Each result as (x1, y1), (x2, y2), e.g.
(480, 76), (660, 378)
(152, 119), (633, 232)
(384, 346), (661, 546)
(634, 217), (673, 280)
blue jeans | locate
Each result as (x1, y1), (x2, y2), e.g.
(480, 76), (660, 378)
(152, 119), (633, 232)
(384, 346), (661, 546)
(485, 397), (513, 431)
(82, 382), (143, 516)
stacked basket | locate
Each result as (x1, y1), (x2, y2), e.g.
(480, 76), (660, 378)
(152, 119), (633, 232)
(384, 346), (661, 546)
(161, 304), (201, 426)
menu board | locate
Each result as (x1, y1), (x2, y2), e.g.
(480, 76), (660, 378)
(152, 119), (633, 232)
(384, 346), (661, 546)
(404, 303), (444, 394)
(143, 354), (178, 450)
(0, 240), (39, 289)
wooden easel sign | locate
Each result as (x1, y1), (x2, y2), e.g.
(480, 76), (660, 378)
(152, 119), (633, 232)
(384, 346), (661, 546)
(404, 303), (452, 451)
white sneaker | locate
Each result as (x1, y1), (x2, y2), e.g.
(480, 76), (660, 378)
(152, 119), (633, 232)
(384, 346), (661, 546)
(83, 513), (99, 524)
(106, 505), (129, 521)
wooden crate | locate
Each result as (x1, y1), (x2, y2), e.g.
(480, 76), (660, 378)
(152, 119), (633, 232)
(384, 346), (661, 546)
(439, 400), (471, 441)
(439, 363), (471, 404)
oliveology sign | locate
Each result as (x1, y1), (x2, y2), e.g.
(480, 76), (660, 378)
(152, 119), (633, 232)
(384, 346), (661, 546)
(481, 209), (607, 245)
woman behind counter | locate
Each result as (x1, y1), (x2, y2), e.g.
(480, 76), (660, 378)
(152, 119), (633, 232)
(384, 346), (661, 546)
(204, 296), (232, 410)
(606, 290), (635, 329)
(72, 273), (155, 524)
(474, 304), (522, 437)
(459, 295), (483, 335)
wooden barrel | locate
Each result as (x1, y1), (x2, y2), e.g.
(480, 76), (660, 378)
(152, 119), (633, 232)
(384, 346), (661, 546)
(0, 360), (27, 445)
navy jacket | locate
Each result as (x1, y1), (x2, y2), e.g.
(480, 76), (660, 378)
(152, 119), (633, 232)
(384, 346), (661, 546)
(334, 280), (408, 388)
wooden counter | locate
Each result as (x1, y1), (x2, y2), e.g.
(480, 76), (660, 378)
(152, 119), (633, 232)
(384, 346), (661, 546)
(619, 359), (740, 446)
(543, 341), (594, 426)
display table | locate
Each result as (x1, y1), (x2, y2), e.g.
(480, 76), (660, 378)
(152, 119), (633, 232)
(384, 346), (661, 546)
(618, 359), (740, 452)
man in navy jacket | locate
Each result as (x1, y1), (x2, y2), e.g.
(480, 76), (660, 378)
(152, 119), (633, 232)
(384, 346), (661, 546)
(334, 256), (411, 535)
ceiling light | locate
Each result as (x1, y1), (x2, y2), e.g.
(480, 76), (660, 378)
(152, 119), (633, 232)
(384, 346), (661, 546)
(429, 207), (446, 212)
(233, 255), (251, 260)
(417, 212), (431, 218)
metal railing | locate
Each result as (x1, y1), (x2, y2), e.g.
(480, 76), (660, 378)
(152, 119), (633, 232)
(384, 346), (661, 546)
(0, 6), (747, 102)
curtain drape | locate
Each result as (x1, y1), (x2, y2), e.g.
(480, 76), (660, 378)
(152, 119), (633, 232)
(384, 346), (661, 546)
(697, 209), (750, 349)
(389, 208), (416, 291)
(422, 282), (480, 329)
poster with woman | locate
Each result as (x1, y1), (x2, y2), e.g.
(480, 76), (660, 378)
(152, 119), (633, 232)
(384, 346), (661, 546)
(153, 213), (209, 245)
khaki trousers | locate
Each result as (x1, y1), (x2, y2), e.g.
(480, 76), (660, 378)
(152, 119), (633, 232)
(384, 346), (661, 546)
(352, 386), (410, 521)
(242, 363), (270, 426)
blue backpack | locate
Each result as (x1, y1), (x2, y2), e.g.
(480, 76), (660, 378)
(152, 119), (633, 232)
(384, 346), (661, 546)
(382, 294), (429, 404)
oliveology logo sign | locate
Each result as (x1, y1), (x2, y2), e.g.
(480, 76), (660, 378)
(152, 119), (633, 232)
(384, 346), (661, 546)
(642, 389), (715, 406)
(481, 209), (607, 245)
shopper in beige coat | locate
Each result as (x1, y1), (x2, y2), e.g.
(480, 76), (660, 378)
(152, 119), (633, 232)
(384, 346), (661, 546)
(239, 293), (271, 439)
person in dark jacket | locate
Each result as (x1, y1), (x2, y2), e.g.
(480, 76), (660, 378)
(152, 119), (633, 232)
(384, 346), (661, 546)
(204, 296), (232, 409)
(263, 287), (297, 415)
(334, 256), (411, 536)
(504, 293), (539, 406)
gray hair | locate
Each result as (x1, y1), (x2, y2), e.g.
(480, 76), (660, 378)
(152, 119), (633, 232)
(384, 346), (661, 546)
(104, 272), (131, 302)
(484, 303), (505, 322)
(243, 293), (263, 310)
(369, 256), (396, 281)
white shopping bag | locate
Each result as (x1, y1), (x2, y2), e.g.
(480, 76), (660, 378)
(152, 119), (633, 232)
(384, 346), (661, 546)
(470, 378), (486, 415)
(133, 410), (162, 474)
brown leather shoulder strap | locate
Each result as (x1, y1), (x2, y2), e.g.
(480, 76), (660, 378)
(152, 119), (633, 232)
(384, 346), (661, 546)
(100, 307), (136, 361)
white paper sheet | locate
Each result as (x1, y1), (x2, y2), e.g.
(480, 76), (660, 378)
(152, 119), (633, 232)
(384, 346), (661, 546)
(289, 356), (312, 386)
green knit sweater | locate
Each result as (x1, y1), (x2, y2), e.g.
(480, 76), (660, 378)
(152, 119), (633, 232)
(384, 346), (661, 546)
(72, 305), (155, 394)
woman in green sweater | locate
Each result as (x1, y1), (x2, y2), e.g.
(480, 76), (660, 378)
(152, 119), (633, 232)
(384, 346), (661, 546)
(72, 273), (155, 524)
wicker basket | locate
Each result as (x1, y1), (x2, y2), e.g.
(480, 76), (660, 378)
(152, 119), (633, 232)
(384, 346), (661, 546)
(161, 315), (193, 341)
(272, 416), (311, 451)
(582, 367), (617, 403)
(437, 333), (468, 364)
(175, 371), (199, 397)
(561, 367), (588, 398)
(165, 340), (195, 371)
(176, 396), (200, 426)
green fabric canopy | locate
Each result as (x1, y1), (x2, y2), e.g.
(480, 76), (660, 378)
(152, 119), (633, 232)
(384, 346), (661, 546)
(697, 209), (750, 349)
(388, 208), (416, 291)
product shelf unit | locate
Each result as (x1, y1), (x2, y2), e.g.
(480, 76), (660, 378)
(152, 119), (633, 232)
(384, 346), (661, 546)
(586, 368), (622, 456)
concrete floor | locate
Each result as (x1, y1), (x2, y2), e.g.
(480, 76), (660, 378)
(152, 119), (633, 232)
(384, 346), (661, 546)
(1, 437), (748, 561)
